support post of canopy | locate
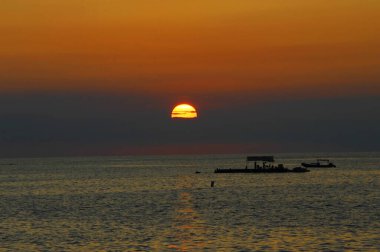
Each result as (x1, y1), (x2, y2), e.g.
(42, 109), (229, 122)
(246, 156), (275, 170)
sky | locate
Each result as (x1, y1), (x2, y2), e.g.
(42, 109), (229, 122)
(1, 0), (380, 157)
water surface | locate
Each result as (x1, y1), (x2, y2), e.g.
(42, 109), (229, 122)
(0, 153), (379, 251)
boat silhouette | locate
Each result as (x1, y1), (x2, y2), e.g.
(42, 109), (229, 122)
(215, 156), (309, 173)
(301, 159), (336, 168)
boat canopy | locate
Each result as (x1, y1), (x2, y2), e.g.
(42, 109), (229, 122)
(317, 159), (330, 162)
(247, 156), (274, 162)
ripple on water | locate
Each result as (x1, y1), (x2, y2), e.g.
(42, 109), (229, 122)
(0, 154), (379, 251)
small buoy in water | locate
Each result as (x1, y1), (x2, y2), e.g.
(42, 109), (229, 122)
(211, 181), (215, 187)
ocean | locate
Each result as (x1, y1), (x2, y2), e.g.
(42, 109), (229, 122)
(0, 152), (379, 251)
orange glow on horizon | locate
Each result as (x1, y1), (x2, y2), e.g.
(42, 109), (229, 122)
(171, 104), (198, 119)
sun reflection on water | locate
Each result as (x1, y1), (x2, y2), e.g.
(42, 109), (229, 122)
(166, 191), (208, 251)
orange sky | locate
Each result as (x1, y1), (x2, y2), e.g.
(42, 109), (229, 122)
(1, 0), (379, 96)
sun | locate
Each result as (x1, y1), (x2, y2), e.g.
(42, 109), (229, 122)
(171, 104), (198, 119)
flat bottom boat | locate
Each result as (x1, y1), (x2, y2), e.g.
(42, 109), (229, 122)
(301, 159), (336, 168)
(216, 155), (310, 174)
(215, 167), (309, 173)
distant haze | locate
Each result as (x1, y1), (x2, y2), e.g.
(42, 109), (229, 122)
(0, 92), (379, 157)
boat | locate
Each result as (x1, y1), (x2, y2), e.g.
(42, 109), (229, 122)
(292, 167), (310, 172)
(301, 159), (336, 168)
(215, 156), (310, 173)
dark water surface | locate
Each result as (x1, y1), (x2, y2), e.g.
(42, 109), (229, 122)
(1, 153), (379, 251)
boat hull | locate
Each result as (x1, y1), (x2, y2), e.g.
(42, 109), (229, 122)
(301, 163), (336, 168)
(214, 168), (309, 173)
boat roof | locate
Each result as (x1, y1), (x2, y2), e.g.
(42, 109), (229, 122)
(247, 156), (274, 162)
(317, 159), (330, 162)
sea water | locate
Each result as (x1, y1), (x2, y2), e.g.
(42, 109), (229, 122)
(0, 153), (379, 251)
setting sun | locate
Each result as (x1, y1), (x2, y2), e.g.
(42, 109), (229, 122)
(171, 104), (198, 119)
